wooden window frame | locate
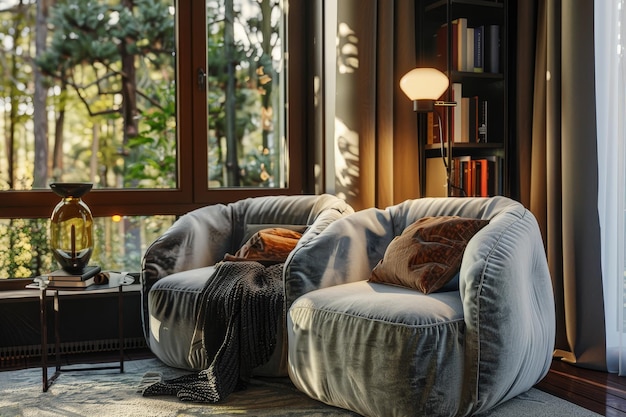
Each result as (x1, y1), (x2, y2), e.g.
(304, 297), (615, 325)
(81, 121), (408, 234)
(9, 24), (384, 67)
(0, 0), (309, 220)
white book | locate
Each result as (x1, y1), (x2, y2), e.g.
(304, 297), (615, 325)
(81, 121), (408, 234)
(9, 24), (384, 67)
(466, 27), (474, 71)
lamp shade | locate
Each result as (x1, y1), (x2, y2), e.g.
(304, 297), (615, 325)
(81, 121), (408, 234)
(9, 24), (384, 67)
(399, 68), (449, 101)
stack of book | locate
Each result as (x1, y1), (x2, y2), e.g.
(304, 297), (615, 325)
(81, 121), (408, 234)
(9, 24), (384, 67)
(45, 265), (102, 288)
(434, 18), (500, 74)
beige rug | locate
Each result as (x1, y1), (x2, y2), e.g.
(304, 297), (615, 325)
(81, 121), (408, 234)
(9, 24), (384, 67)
(0, 358), (600, 416)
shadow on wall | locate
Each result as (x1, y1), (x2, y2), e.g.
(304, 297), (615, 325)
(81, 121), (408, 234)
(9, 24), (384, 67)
(334, 118), (360, 203)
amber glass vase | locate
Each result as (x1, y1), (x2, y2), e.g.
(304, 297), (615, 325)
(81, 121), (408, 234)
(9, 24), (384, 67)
(49, 183), (94, 274)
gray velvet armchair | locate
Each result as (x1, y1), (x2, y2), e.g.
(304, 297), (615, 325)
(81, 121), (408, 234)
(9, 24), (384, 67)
(286, 196), (556, 417)
(140, 194), (354, 376)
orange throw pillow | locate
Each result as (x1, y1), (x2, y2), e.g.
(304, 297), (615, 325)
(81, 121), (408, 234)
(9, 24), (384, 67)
(224, 227), (303, 265)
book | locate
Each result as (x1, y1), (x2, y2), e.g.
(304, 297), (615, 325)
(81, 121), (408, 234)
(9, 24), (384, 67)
(452, 83), (463, 143)
(478, 100), (488, 143)
(485, 155), (503, 195)
(473, 25), (484, 72)
(461, 97), (470, 143)
(469, 95), (479, 143)
(46, 276), (97, 288)
(451, 156), (471, 197)
(484, 24), (500, 73)
(47, 265), (101, 282)
(473, 159), (489, 197)
(455, 18), (468, 71)
(466, 27), (474, 71)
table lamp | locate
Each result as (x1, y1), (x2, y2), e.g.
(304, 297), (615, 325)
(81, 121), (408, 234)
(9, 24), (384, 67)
(49, 183), (94, 274)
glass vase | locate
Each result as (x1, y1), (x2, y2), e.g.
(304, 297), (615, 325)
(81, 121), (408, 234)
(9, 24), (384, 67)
(49, 183), (94, 274)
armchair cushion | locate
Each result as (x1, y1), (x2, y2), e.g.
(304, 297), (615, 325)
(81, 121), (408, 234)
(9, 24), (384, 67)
(369, 216), (488, 294)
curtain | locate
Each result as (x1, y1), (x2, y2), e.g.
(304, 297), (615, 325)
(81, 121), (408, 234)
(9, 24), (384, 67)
(374, 0), (421, 207)
(595, 0), (625, 374)
(314, 0), (419, 210)
(516, 0), (607, 371)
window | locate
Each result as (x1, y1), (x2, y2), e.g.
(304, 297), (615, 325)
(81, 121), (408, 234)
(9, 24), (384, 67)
(0, 0), (307, 279)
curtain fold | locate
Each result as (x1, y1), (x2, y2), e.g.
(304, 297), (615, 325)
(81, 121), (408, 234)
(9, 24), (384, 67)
(375, 0), (420, 208)
(316, 0), (420, 210)
(595, 0), (625, 375)
(517, 0), (607, 371)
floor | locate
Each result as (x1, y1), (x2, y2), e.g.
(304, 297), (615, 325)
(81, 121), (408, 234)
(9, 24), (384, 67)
(536, 359), (626, 416)
(2, 349), (626, 416)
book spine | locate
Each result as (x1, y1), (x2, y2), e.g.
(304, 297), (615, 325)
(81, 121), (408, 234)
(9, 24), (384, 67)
(451, 20), (459, 71)
(456, 18), (467, 71)
(466, 27), (474, 72)
(452, 83), (462, 143)
(485, 25), (500, 73)
(473, 26), (484, 73)
(48, 265), (101, 281)
(469, 96), (479, 143)
(478, 100), (488, 143)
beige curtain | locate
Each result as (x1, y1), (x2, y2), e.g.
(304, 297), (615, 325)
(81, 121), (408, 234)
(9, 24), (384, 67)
(313, 0), (419, 210)
(516, 0), (607, 370)
(373, 0), (421, 208)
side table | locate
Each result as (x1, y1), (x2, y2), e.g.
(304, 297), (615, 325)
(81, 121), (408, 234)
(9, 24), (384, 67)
(29, 274), (133, 392)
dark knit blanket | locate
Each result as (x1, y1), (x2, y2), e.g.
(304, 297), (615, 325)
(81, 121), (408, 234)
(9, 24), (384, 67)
(142, 261), (284, 402)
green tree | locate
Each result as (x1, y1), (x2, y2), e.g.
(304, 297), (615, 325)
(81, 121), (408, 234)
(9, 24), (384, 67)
(36, 0), (175, 146)
(206, 0), (283, 187)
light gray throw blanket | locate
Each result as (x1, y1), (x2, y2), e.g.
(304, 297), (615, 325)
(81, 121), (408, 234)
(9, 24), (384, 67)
(143, 261), (284, 402)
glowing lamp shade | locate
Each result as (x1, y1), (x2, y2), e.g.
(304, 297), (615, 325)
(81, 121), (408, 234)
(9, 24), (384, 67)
(399, 68), (449, 101)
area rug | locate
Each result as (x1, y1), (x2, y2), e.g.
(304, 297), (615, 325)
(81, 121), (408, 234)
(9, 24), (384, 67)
(0, 358), (600, 417)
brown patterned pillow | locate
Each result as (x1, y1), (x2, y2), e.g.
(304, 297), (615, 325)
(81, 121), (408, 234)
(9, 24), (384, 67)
(369, 216), (489, 294)
(224, 227), (303, 265)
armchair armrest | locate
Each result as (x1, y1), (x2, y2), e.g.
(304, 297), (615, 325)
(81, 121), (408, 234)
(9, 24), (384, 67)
(141, 204), (234, 285)
(459, 206), (555, 414)
(284, 208), (394, 309)
(140, 203), (234, 342)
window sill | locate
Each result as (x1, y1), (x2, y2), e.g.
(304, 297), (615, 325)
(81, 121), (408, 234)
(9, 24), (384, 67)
(0, 278), (33, 292)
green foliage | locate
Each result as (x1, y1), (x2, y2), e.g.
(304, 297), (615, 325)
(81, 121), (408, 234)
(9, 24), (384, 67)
(0, 219), (54, 279)
(37, 0), (175, 76)
(0, 0), (286, 278)
(125, 83), (177, 188)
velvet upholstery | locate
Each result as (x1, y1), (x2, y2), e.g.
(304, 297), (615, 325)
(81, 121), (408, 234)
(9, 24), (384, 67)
(140, 194), (354, 374)
(286, 196), (556, 417)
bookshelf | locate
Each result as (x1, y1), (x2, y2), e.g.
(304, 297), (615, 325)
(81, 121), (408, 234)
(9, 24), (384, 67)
(416, 0), (510, 197)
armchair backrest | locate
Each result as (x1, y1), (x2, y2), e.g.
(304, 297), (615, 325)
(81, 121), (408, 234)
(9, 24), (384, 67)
(140, 193), (353, 315)
(284, 196), (537, 308)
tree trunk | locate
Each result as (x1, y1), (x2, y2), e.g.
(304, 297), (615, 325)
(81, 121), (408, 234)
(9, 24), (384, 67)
(121, 0), (138, 142)
(224, 0), (239, 186)
(33, 0), (50, 188)
(53, 82), (66, 174)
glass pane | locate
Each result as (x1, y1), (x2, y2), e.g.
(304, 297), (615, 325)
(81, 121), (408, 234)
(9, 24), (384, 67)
(0, 0), (176, 191)
(0, 215), (175, 279)
(207, 0), (286, 188)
